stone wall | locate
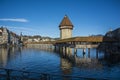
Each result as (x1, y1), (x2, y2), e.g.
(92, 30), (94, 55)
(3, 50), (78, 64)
(60, 28), (72, 39)
(26, 44), (55, 51)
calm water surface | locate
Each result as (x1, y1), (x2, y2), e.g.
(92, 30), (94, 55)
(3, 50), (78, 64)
(0, 46), (120, 79)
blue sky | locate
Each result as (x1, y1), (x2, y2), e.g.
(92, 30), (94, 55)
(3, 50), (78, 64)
(0, 0), (120, 38)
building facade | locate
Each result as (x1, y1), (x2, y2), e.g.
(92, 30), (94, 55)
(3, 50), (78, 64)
(0, 27), (20, 45)
(59, 15), (74, 39)
(0, 27), (9, 44)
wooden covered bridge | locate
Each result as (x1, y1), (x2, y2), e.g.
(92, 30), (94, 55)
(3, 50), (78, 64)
(52, 36), (117, 53)
(54, 36), (116, 48)
(26, 36), (117, 55)
(55, 36), (116, 43)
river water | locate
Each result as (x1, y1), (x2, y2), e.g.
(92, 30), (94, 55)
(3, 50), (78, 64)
(0, 46), (120, 79)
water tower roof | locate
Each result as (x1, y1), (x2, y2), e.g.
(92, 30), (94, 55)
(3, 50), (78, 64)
(59, 15), (73, 27)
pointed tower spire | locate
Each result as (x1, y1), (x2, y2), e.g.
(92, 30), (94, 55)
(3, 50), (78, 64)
(59, 15), (73, 30)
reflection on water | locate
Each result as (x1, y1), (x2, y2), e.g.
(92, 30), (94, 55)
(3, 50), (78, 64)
(0, 48), (8, 67)
(0, 46), (120, 79)
(60, 48), (103, 77)
(0, 47), (22, 67)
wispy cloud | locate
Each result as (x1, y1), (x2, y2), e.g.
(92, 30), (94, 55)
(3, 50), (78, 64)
(0, 18), (28, 22)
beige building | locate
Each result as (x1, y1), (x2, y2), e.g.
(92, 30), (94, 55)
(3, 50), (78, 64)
(0, 27), (9, 44)
(59, 15), (74, 39)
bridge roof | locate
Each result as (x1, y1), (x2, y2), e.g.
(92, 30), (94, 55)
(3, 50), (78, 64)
(26, 36), (117, 44)
(56, 36), (117, 43)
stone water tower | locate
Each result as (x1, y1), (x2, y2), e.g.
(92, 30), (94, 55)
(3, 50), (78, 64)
(59, 15), (73, 39)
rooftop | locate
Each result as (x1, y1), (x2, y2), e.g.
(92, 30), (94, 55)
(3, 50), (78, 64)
(59, 15), (73, 28)
(55, 36), (117, 43)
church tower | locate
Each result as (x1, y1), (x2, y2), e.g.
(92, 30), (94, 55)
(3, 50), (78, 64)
(59, 15), (73, 39)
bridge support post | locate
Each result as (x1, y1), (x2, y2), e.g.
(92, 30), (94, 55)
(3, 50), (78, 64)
(66, 47), (72, 55)
(74, 48), (77, 54)
(69, 47), (72, 54)
(88, 48), (90, 58)
(65, 47), (67, 54)
(96, 49), (98, 59)
(83, 48), (86, 58)
(83, 48), (86, 54)
(54, 45), (56, 51)
(62, 47), (65, 53)
(59, 47), (63, 53)
(88, 48), (90, 53)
